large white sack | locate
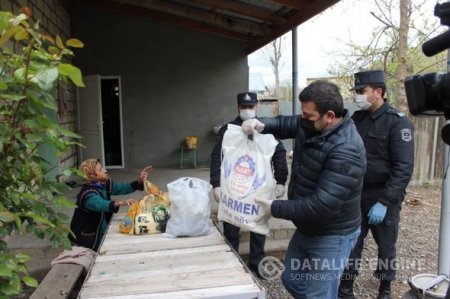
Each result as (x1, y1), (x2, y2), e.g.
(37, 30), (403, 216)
(165, 177), (213, 238)
(218, 124), (277, 235)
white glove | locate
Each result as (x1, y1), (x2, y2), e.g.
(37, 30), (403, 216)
(213, 187), (221, 202)
(242, 119), (265, 135)
(275, 184), (285, 198)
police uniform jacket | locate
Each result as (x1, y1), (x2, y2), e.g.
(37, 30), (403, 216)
(262, 110), (366, 236)
(210, 116), (288, 189)
(352, 102), (414, 208)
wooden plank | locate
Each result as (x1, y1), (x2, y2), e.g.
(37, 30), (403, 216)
(122, 0), (267, 35)
(80, 283), (262, 299)
(101, 231), (223, 247)
(30, 264), (84, 299)
(102, 231), (224, 243)
(87, 260), (244, 284)
(188, 0), (286, 23)
(99, 231), (225, 255)
(99, 238), (225, 255)
(90, 250), (239, 276)
(80, 268), (255, 298)
(102, 230), (220, 242)
(268, 0), (307, 9)
(74, 0), (254, 43)
(95, 244), (231, 262)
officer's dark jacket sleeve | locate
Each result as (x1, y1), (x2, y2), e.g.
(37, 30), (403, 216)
(272, 141), (288, 185)
(380, 116), (414, 205)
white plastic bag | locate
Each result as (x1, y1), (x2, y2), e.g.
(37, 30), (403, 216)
(165, 177), (213, 238)
(218, 124), (277, 235)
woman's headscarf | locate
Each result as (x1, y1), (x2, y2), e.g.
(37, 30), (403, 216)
(79, 158), (102, 183)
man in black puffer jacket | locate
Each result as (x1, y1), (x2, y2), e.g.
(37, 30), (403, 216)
(242, 80), (366, 299)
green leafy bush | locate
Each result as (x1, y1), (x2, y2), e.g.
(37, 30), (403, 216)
(0, 10), (84, 297)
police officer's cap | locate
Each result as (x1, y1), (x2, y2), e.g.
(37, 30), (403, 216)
(351, 70), (385, 91)
(237, 92), (258, 106)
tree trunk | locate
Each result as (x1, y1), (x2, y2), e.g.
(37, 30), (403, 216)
(266, 38), (283, 96)
(395, 0), (410, 114)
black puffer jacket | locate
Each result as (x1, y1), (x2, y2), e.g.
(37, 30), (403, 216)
(210, 116), (288, 188)
(264, 110), (366, 236)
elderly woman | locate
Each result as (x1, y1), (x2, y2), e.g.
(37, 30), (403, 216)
(69, 159), (152, 251)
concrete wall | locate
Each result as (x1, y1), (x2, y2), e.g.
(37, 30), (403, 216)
(71, 4), (248, 169)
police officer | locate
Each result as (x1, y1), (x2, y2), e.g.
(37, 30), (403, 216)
(338, 70), (415, 299)
(210, 92), (288, 276)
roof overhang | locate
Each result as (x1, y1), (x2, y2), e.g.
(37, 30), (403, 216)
(70, 0), (340, 54)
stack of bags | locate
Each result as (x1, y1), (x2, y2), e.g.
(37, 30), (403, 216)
(119, 180), (170, 235)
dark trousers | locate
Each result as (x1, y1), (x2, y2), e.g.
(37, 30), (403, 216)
(223, 221), (265, 269)
(343, 202), (400, 282)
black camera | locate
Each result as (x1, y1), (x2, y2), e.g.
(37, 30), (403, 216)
(405, 73), (450, 115)
(405, 2), (450, 117)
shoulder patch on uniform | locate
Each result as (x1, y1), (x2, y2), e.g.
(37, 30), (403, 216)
(400, 128), (413, 142)
(387, 108), (405, 117)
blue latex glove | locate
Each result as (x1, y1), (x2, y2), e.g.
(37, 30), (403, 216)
(367, 202), (387, 225)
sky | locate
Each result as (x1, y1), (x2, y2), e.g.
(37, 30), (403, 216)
(248, 0), (438, 88)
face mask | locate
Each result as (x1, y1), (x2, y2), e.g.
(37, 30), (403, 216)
(355, 94), (372, 110)
(300, 117), (321, 138)
(240, 109), (256, 120)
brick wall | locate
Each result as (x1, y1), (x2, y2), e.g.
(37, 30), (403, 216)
(0, 0), (79, 177)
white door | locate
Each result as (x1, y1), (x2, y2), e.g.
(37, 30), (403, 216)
(77, 75), (105, 166)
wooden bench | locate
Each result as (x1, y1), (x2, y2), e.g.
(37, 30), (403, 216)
(78, 212), (265, 298)
(30, 263), (84, 299)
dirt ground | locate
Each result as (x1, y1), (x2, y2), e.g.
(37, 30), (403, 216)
(259, 185), (442, 299)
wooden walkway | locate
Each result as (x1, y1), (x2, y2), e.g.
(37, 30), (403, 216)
(79, 212), (266, 298)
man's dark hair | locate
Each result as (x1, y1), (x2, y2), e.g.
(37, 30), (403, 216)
(299, 80), (344, 117)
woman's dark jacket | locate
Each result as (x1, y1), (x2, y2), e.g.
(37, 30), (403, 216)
(69, 179), (143, 251)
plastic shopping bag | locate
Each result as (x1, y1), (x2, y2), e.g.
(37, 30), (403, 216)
(165, 177), (213, 238)
(119, 201), (139, 234)
(217, 124), (277, 235)
(134, 193), (171, 234)
(119, 180), (170, 235)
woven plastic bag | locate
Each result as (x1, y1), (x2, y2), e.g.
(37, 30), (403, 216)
(165, 177), (213, 238)
(217, 124), (277, 235)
